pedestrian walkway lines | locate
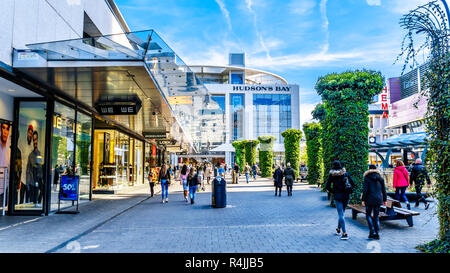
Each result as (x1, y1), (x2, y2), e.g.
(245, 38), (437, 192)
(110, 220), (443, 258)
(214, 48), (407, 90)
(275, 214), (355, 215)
(0, 217), (40, 232)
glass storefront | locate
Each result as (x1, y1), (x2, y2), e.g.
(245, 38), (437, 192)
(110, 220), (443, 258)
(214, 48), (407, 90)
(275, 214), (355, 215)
(253, 94), (291, 143)
(93, 129), (143, 192)
(75, 112), (92, 200)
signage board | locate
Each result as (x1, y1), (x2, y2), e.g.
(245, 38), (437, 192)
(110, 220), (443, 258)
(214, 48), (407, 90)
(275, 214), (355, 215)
(59, 175), (79, 201)
(143, 131), (168, 139)
(157, 139), (176, 145)
(95, 94), (142, 115)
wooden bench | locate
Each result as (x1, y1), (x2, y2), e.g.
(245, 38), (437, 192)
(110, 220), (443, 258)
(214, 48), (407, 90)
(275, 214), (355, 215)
(348, 197), (420, 227)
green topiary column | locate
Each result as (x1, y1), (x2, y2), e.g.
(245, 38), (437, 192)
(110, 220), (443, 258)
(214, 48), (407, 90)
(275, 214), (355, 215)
(316, 70), (384, 204)
(312, 103), (329, 191)
(281, 129), (303, 178)
(232, 140), (246, 171)
(243, 140), (259, 166)
(258, 136), (277, 177)
(302, 122), (323, 185)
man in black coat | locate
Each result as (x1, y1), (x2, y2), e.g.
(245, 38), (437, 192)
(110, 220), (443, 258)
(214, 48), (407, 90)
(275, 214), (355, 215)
(283, 162), (295, 196)
(410, 158), (432, 209)
(273, 165), (283, 196)
(362, 165), (387, 240)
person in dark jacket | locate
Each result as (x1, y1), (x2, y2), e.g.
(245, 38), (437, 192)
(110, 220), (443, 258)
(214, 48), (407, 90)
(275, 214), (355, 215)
(283, 162), (296, 196)
(410, 159), (432, 209)
(362, 165), (387, 240)
(273, 165), (283, 196)
(187, 167), (201, 204)
(325, 160), (355, 240)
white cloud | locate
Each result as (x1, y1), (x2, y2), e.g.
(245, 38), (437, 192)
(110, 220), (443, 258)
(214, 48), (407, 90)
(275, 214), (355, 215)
(389, 0), (430, 14)
(319, 0), (329, 53)
(245, 0), (272, 61)
(366, 0), (381, 6)
(215, 0), (233, 31)
(289, 0), (317, 15)
(300, 103), (318, 129)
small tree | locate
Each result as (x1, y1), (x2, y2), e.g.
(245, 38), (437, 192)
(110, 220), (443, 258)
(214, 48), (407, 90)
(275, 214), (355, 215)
(258, 135), (277, 177)
(303, 122), (323, 185)
(281, 129), (303, 178)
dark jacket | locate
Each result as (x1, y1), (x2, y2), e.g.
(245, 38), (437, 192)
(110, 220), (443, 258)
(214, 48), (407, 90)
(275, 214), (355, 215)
(273, 168), (283, 187)
(283, 167), (295, 186)
(187, 174), (201, 187)
(410, 164), (431, 187)
(158, 169), (171, 181)
(325, 168), (355, 202)
(362, 169), (387, 206)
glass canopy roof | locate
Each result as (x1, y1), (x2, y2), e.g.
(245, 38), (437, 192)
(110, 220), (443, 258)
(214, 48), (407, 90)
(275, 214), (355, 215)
(16, 30), (225, 153)
(370, 132), (428, 149)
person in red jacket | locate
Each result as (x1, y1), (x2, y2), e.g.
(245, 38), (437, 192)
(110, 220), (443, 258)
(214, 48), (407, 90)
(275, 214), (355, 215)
(393, 160), (411, 210)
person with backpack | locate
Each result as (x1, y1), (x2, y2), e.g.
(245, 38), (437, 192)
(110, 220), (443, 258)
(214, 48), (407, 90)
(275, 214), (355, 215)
(148, 167), (157, 197)
(410, 158), (432, 210)
(393, 160), (411, 210)
(180, 164), (189, 202)
(273, 165), (283, 197)
(325, 160), (355, 240)
(283, 162), (296, 196)
(158, 164), (171, 203)
(362, 165), (387, 240)
(187, 167), (201, 205)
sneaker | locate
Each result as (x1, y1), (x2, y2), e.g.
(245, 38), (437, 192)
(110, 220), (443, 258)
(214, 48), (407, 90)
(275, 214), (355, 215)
(162, 200), (165, 204)
(336, 228), (341, 235)
(425, 203), (430, 210)
(166, 198), (169, 203)
(373, 234), (380, 240)
(191, 199), (194, 205)
(340, 233), (349, 240)
(406, 203), (411, 210)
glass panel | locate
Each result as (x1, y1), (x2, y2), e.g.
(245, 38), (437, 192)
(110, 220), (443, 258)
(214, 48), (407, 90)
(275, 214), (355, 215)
(230, 94), (244, 141)
(14, 101), (47, 211)
(76, 112), (92, 200)
(50, 102), (75, 211)
(253, 94), (291, 143)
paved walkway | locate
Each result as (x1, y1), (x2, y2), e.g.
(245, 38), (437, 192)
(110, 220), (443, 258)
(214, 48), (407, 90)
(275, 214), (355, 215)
(0, 175), (439, 253)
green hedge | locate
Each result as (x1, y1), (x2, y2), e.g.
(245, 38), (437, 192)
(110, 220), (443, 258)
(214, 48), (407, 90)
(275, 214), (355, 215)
(258, 135), (277, 177)
(232, 141), (246, 171)
(316, 70), (384, 204)
(302, 122), (323, 185)
(312, 103), (329, 191)
(281, 129), (303, 178)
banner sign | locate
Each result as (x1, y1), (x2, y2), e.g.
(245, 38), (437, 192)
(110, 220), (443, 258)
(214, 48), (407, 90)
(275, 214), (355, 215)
(95, 94), (142, 115)
(59, 175), (79, 201)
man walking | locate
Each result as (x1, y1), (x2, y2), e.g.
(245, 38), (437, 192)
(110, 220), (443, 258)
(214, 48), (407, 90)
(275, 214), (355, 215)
(283, 162), (295, 196)
(244, 163), (251, 184)
(410, 158), (432, 209)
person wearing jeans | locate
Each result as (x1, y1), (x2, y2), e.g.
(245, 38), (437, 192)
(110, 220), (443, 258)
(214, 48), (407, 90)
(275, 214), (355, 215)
(187, 168), (201, 205)
(362, 165), (387, 240)
(393, 160), (411, 210)
(158, 164), (171, 203)
(325, 160), (355, 240)
(410, 159), (431, 209)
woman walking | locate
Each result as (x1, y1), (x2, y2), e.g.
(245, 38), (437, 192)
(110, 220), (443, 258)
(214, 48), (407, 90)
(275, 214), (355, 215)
(325, 160), (355, 240)
(362, 165), (387, 240)
(273, 165), (283, 196)
(187, 167), (201, 205)
(205, 163), (212, 185)
(158, 164), (171, 203)
(180, 164), (189, 202)
(198, 163), (205, 191)
(393, 160), (411, 210)
(148, 167), (157, 197)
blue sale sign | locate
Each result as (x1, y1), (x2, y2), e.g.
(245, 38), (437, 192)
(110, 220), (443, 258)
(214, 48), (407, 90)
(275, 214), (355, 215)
(60, 175), (79, 201)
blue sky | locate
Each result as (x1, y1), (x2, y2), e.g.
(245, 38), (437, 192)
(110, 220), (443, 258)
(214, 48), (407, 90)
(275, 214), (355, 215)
(115, 0), (430, 125)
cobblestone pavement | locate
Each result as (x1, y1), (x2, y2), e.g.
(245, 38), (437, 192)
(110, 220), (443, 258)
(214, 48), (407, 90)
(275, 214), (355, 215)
(0, 175), (440, 253)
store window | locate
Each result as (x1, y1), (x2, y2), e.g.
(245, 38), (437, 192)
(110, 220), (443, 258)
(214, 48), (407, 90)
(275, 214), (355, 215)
(76, 112), (92, 200)
(253, 94), (291, 143)
(230, 94), (244, 141)
(230, 72), (244, 84)
(14, 101), (47, 211)
(0, 120), (12, 213)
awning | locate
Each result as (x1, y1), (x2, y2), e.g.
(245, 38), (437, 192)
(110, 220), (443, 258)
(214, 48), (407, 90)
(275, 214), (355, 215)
(370, 132), (428, 149)
(210, 143), (235, 152)
(12, 30), (225, 153)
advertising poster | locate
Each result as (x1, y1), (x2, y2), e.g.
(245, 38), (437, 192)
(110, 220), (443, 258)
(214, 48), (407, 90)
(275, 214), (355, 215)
(0, 120), (11, 197)
(59, 175), (79, 201)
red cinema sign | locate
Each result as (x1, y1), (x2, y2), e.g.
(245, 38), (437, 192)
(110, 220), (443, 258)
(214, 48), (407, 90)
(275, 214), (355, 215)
(381, 87), (389, 118)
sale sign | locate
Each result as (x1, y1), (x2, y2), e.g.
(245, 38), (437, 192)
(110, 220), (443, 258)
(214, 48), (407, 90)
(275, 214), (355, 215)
(59, 175), (79, 201)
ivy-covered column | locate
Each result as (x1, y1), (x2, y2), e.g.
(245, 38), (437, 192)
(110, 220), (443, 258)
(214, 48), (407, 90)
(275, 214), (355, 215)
(281, 129), (303, 178)
(243, 140), (259, 166)
(232, 141), (246, 171)
(258, 136), (277, 177)
(316, 70), (384, 204)
(312, 103), (329, 190)
(302, 122), (323, 185)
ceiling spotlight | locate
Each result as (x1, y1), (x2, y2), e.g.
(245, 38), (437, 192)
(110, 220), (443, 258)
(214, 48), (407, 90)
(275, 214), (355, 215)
(7, 89), (16, 92)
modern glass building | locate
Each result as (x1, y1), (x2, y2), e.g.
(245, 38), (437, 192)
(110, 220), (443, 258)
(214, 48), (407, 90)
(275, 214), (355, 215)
(186, 53), (301, 167)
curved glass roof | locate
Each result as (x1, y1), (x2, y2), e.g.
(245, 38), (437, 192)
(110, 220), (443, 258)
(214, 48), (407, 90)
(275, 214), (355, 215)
(370, 132), (428, 149)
